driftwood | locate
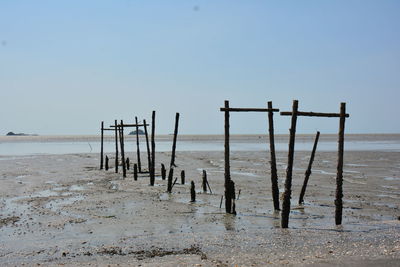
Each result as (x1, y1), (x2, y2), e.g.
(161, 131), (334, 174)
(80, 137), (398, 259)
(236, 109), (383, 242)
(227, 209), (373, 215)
(167, 168), (174, 193)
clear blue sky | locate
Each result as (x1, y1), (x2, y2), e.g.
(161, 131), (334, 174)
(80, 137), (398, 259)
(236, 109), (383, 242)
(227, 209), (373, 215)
(1, 1), (399, 135)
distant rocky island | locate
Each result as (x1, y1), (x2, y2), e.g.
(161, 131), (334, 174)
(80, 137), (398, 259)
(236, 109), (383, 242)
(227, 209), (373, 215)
(129, 130), (145, 135)
(6, 132), (38, 136)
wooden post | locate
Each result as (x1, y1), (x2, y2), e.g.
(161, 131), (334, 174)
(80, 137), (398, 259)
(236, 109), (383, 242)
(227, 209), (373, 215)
(100, 121), (104, 170)
(229, 180), (237, 215)
(299, 131), (320, 205)
(135, 117), (142, 173)
(105, 155), (109, 171)
(181, 170), (185, 184)
(150, 111), (156, 186)
(167, 168), (174, 193)
(224, 100), (232, 213)
(114, 120), (118, 173)
(119, 120), (126, 178)
(202, 170), (207, 193)
(281, 100), (298, 228)
(133, 163), (138, 181)
(170, 112), (180, 167)
(161, 163), (166, 180)
(190, 181), (196, 202)
(268, 101), (280, 211)
(143, 119), (151, 173)
(335, 103), (346, 225)
(126, 157), (130, 170)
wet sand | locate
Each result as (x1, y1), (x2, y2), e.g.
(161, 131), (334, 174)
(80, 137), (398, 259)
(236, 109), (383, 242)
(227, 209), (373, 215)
(0, 138), (399, 266)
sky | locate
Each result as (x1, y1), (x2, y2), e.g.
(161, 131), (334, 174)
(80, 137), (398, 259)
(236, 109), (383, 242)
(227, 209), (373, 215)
(1, 1), (399, 135)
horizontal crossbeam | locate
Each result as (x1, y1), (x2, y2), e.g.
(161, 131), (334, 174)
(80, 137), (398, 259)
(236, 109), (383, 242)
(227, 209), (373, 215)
(280, 111), (350, 118)
(109, 123), (149, 128)
(220, 108), (279, 112)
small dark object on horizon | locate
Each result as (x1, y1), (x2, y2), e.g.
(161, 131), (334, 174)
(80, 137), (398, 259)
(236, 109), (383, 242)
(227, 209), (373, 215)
(129, 130), (145, 135)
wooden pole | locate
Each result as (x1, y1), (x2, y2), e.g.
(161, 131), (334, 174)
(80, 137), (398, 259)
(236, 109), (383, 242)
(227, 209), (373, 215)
(114, 120), (118, 173)
(135, 116), (142, 173)
(150, 111), (156, 186)
(100, 121), (104, 170)
(119, 120), (126, 178)
(105, 155), (109, 171)
(335, 103), (346, 225)
(190, 181), (196, 202)
(181, 170), (185, 185)
(224, 100), (232, 213)
(281, 100), (298, 228)
(202, 170), (207, 193)
(126, 157), (130, 170)
(161, 163), (166, 180)
(133, 163), (138, 181)
(267, 101), (280, 211)
(170, 112), (180, 167)
(299, 131), (320, 205)
(143, 119), (151, 173)
(167, 168), (174, 193)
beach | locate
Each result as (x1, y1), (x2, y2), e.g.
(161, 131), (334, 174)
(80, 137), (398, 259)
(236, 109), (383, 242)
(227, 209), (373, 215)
(0, 135), (399, 266)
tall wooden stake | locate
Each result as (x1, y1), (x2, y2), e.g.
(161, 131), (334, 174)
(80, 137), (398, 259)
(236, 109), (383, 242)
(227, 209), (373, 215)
(119, 120), (126, 178)
(299, 131), (320, 205)
(281, 100), (298, 228)
(268, 101), (280, 211)
(202, 170), (208, 193)
(170, 112), (180, 167)
(335, 103), (346, 225)
(224, 100), (232, 213)
(135, 116), (142, 173)
(114, 120), (118, 173)
(100, 121), (104, 170)
(143, 119), (151, 173)
(167, 168), (174, 193)
(105, 155), (109, 170)
(150, 111), (156, 186)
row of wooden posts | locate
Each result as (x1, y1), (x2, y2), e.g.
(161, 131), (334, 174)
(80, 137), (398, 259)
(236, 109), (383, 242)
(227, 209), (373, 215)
(220, 100), (349, 228)
(99, 100), (349, 229)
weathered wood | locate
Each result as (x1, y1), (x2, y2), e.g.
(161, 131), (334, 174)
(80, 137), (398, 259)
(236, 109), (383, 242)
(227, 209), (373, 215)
(119, 120), (126, 178)
(171, 177), (178, 191)
(299, 131), (320, 205)
(224, 100), (232, 213)
(109, 123), (149, 128)
(280, 111), (349, 118)
(126, 157), (130, 170)
(229, 180), (236, 215)
(143, 119), (151, 173)
(181, 170), (185, 184)
(103, 128), (115, 131)
(135, 117), (142, 173)
(100, 121), (104, 170)
(220, 108), (279, 112)
(161, 163), (166, 180)
(237, 189), (241, 200)
(150, 111), (156, 186)
(190, 181), (196, 202)
(268, 101), (280, 211)
(219, 195), (223, 208)
(281, 100), (299, 228)
(202, 170), (207, 193)
(133, 163), (138, 181)
(335, 103), (346, 225)
(170, 112), (180, 168)
(167, 168), (174, 193)
(206, 179), (212, 194)
(105, 155), (109, 171)
(114, 120), (118, 173)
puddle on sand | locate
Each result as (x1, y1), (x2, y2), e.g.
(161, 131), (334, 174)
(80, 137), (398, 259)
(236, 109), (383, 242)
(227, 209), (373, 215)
(384, 177), (400, 181)
(69, 185), (85, 191)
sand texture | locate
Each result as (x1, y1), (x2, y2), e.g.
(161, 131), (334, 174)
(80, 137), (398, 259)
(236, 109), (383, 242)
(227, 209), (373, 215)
(0, 145), (399, 266)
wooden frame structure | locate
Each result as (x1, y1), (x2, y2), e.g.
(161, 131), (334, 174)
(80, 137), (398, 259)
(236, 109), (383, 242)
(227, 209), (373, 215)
(280, 100), (349, 228)
(220, 100), (280, 214)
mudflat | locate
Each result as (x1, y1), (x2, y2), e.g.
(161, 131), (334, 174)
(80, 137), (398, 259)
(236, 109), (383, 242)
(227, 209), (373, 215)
(0, 137), (399, 266)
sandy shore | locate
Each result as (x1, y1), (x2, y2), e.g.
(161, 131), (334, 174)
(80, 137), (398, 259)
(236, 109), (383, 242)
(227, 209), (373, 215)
(1, 145), (399, 265)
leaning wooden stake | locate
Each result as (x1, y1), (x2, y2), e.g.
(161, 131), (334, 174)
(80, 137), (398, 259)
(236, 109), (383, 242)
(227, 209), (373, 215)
(105, 155), (109, 171)
(223, 100), (232, 213)
(335, 103), (346, 225)
(181, 170), (185, 184)
(150, 111), (156, 186)
(100, 121), (104, 170)
(202, 170), (208, 193)
(281, 100), (298, 228)
(135, 116), (142, 173)
(114, 120), (119, 173)
(167, 168), (174, 193)
(267, 101), (280, 211)
(119, 120), (126, 178)
(170, 112), (180, 168)
(299, 131), (320, 205)
(143, 119), (151, 173)
(161, 163), (166, 180)
(190, 181), (196, 202)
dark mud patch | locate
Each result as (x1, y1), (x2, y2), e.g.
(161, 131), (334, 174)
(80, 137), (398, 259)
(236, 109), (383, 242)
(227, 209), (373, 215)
(0, 216), (20, 227)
